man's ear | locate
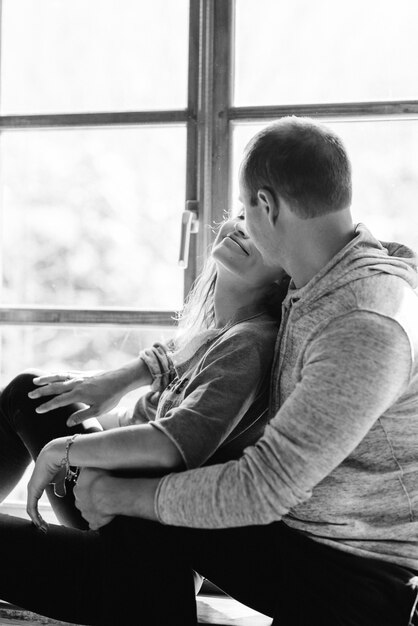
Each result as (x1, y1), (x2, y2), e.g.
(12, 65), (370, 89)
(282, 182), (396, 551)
(257, 188), (279, 226)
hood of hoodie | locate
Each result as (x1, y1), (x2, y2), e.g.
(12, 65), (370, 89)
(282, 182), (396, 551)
(285, 223), (418, 308)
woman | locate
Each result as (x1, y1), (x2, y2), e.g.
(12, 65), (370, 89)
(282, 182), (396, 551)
(0, 214), (287, 539)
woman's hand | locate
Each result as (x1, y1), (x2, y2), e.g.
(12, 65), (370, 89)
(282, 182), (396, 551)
(27, 438), (67, 532)
(28, 370), (127, 426)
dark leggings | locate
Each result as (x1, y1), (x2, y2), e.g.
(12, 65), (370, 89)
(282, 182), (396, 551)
(0, 371), (101, 529)
(1, 373), (418, 626)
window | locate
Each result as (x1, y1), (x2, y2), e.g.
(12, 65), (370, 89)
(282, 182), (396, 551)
(0, 0), (195, 509)
(231, 0), (418, 252)
(2, 0), (418, 510)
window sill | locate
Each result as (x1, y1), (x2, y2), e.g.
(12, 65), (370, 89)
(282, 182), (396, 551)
(0, 500), (58, 523)
(0, 598), (271, 626)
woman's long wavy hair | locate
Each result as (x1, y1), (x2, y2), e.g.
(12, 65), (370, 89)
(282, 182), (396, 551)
(174, 253), (218, 352)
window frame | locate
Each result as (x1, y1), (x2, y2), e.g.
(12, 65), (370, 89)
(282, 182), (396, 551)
(0, 0), (200, 330)
(225, 4), (418, 215)
(0, 0), (417, 327)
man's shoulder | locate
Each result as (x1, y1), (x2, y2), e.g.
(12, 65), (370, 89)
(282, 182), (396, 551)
(310, 271), (418, 325)
(290, 273), (418, 360)
(348, 274), (418, 335)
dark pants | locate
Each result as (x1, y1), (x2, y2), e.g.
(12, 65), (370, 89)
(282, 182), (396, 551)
(1, 373), (418, 626)
(0, 370), (101, 529)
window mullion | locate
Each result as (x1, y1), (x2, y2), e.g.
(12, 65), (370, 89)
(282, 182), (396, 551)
(229, 100), (418, 123)
(194, 0), (234, 272)
(183, 0), (200, 295)
(210, 0), (234, 223)
(0, 306), (175, 327)
(0, 110), (188, 130)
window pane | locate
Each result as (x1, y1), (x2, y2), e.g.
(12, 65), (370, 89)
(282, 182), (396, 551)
(0, 126), (186, 310)
(1, 0), (189, 114)
(0, 323), (174, 511)
(232, 120), (418, 252)
(234, 0), (418, 106)
(0, 325), (173, 386)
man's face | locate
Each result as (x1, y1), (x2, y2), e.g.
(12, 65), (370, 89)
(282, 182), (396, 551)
(238, 170), (284, 273)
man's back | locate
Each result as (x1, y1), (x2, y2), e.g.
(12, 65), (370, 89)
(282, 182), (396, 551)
(271, 224), (418, 568)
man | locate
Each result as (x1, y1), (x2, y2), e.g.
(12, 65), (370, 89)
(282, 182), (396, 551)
(17, 117), (418, 624)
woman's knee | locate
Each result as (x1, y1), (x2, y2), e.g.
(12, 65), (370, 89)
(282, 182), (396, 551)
(9, 370), (45, 395)
(5, 369), (44, 400)
(0, 370), (45, 425)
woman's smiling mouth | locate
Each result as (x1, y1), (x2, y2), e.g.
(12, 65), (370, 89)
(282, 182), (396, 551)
(226, 234), (249, 255)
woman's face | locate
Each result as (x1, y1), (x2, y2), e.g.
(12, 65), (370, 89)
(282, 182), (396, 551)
(211, 215), (283, 289)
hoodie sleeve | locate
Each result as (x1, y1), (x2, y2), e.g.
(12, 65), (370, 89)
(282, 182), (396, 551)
(154, 311), (412, 528)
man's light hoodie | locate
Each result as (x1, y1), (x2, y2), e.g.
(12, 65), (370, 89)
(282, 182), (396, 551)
(155, 224), (418, 570)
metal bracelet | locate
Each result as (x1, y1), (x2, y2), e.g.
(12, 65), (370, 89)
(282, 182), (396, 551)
(63, 433), (80, 483)
(53, 434), (80, 498)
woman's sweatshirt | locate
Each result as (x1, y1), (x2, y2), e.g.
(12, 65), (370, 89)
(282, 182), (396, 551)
(155, 224), (418, 570)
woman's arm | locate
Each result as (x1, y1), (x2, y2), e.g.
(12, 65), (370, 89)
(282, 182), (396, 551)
(26, 423), (183, 529)
(58, 424), (184, 471)
(28, 358), (155, 426)
(29, 342), (175, 426)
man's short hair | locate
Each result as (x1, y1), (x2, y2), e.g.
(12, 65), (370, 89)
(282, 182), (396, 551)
(241, 117), (352, 219)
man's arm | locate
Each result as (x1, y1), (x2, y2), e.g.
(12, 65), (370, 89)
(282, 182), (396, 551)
(74, 313), (413, 531)
(153, 313), (413, 528)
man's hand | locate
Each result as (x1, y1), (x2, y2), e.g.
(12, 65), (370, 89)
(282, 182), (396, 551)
(74, 468), (116, 530)
(75, 468), (160, 529)
(27, 437), (67, 532)
(28, 370), (126, 426)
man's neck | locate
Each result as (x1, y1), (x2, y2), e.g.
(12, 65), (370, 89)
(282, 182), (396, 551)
(284, 209), (355, 289)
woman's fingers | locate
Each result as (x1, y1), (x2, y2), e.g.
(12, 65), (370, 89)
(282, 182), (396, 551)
(30, 381), (95, 419)
(27, 441), (66, 532)
(66, 407), (96, 427)
(29, 379), (79, 400)
(35, 390), (83, 414)
(33, 372), (79, 385)
(27, 481), (48, 533)
(28, 370), (113, 419)
(28, 509), (48, 533)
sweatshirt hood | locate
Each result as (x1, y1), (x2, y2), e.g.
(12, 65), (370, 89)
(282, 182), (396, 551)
(286, 223), (418, 305)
